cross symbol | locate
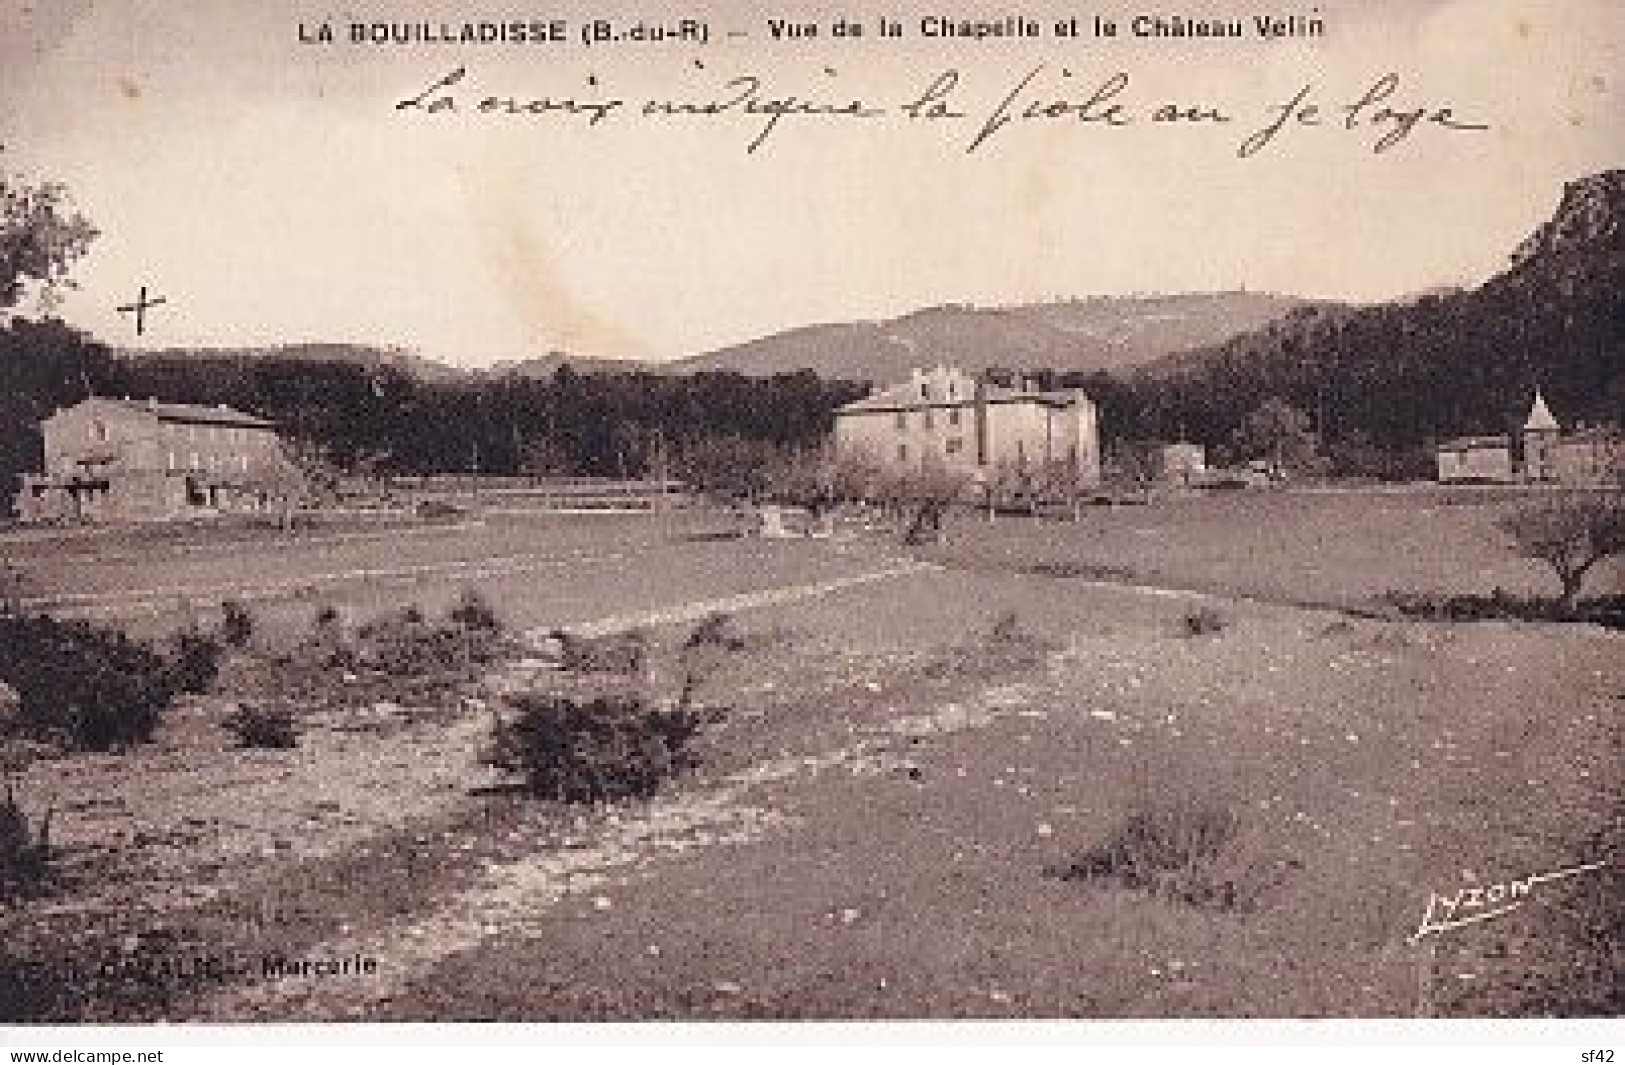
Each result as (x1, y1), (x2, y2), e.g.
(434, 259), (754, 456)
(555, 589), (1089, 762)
(116, 285), (168, 336)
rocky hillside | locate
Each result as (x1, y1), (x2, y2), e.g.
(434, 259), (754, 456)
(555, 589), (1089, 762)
(1113, 169), (1625, 461)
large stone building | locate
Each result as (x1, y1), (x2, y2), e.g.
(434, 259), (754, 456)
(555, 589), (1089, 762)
(833, 366), (1100, 485)
(16, 397), (284, 522)
(1435, 390), (1623, 486)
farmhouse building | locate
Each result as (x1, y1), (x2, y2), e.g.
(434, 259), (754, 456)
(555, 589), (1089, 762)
(16, 397), (283, 523)
(834, 365), (1100, 485)
(1435, 435), (1516, 483)
(1158, 442), (1208, 486)
(1435, 390), (1623, 486)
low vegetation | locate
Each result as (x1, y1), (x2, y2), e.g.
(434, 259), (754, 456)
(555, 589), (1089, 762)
(487, 613), (752, 804)
(1047, 796), (1295, 914)
(1180, 605), (1228, 637)
(0, 784), (54, 903)
(1379, 589), (1625, 630)
(553, 629), (648, 676)
(485, 692), (709, 804)
(165, 627), (225, 696)
(0, 615), (182, 751)
(220, 703), (301, 750)
(219, 598), (256, 649)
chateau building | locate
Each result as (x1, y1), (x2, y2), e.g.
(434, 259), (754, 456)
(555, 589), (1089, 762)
(833, 365), (1100, 485)
(1435, 390), (1623, 486)
(16, 397), (284, 522)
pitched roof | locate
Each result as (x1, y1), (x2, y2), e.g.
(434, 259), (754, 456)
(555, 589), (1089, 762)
(1437, 435), (1511, 451)
(110, 398), (277, 429)
(1524, 390), (1560, 432)
(837, 378), (1080, 414)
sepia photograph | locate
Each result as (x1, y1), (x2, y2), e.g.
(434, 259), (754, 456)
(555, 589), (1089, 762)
(0, 0), (1621, 1051)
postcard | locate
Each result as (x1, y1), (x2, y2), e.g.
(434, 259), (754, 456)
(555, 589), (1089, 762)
(0, 0), (1620, 1046)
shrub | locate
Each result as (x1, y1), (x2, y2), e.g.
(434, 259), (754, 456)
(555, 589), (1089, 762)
(555, 629), (647, 676)
(416, 499), (464, 520)
(165, 628), (224, 695)
(485, 692), (708, 803)
(297, 605), (355, 669)
(219, 598), (256, 649)
(354, 605), (503, 677)
(1046, 797), (1295, 913)
(988, 610), (1024, 645)
(684, 611), (745, 653)
(0, 615), (179, 751)
(221, 703), (300, 750)
(676, 613), (748, 710)
(0, 565), (26, 616)
(447, 588), (502, 634)
(0, 784), (54, 902)
(1377, 589), (1625, 630)
(1181, 605), (1228, 637)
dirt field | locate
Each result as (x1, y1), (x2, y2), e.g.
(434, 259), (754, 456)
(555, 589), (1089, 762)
(2, 490), (1619, 1022)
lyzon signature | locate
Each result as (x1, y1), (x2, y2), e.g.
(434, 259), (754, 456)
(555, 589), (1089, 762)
(1409, 860), (1609, 943)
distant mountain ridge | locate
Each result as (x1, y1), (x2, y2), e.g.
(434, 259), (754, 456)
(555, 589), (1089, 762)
(674, 292), (1324, 384)
(117, 292), (1322, 387)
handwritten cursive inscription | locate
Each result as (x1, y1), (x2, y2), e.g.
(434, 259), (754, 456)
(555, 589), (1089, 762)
(393, 65), (1491, 159)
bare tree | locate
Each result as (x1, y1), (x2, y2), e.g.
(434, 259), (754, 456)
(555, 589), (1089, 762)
(898, 463), (973, 546)
(1498, 490), (1625, 611)
(247, 439), (340, 530)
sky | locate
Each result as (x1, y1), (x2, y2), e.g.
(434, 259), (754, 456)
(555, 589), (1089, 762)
(1, 0), (1621, 367)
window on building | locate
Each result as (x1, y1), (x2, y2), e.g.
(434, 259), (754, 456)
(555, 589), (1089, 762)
(923, 409), (934, 430)
(90, 420), (109, 442)
(919, 384), (928, 399)
(897, 444), (908, 462)
(946, 438), (963, 455)
(166, 451), (176, 471)
(894, 412), (907, 431)
(948, 408), (961, 427)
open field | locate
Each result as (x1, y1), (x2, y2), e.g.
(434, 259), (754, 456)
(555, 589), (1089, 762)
(925, 486), (1624, 612)
(1, 488), (1619, 1022)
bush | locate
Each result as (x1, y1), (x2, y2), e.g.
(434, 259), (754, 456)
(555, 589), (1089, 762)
(416, 499), (465, 520)
(684, 611), (745, 653)
(1377, 589), (1625, 630)
(555, 629), (647, 676)
(485, 692), (708, 803)
(354, 604), (503, 676)
(219, 599), (256, 649)
(1181, 605), (1228, 637)
(448, 588), (502, 633)
(165, 628), (224, 695)
(221, 703), (300, 750)
(988, 610), (1024, 645)
(296, 605), (355, 669)
(1046, 798), (1295, 913)
(675, 612), (748, 711)
(0, 784), (53, 902)
(0, 615), (179, 751)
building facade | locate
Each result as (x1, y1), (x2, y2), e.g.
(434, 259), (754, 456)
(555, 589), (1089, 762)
(16, 397), (284, 522)
(1435, 390), (1623, 486)
(833, 366), (1101, 485)
(1435, 435), (1517, 483)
